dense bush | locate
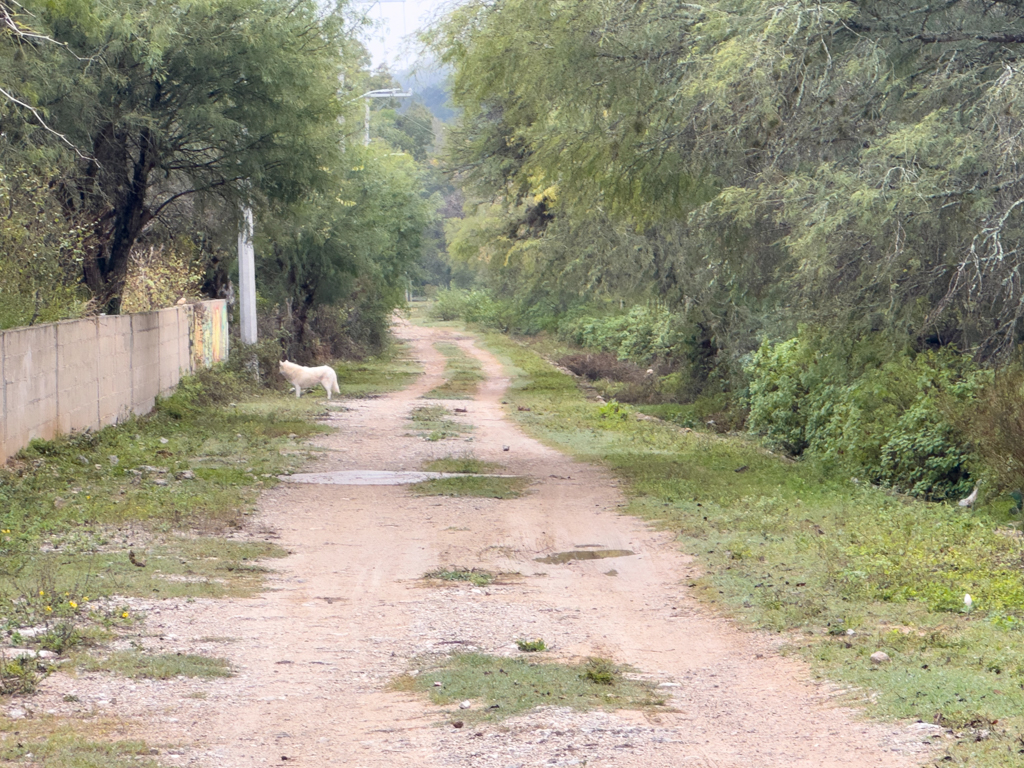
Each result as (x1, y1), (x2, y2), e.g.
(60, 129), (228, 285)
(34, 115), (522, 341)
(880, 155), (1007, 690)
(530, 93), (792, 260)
(960, 368), (1024, 495)
(746, 334), (987, 500)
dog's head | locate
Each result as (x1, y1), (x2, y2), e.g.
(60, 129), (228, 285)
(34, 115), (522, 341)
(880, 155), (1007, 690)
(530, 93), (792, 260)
(279, 360), (291, 375)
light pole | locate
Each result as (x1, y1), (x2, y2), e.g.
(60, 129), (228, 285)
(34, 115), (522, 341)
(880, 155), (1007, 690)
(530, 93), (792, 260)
(361, 88), (412, 145)
(238, 204), (257, 346)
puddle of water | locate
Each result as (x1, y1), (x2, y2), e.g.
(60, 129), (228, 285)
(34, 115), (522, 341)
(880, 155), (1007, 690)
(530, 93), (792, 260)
(534, 549), (635, 564)
(281, 470), (461, 486)
(281, 470), (519, 486)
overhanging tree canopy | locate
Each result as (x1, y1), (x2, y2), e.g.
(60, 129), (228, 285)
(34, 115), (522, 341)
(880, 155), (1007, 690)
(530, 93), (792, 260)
(3, 0), (354, 312)
(430, 0), (1024, 359)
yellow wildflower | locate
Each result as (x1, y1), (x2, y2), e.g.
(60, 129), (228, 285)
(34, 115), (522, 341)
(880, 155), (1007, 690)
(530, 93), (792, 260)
(69, 601), (78, 609)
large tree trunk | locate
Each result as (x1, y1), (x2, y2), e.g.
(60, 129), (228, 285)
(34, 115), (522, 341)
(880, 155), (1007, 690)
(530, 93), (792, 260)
(83, 126), (158, 313)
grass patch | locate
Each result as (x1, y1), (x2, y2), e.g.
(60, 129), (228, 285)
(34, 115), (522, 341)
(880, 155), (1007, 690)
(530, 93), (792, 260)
(423, 342), (484, 399)
(0, 350), (418, 767)
(0, 730), (160, 767)
(478, 329), (1024, 766)
(408, 405), (472, 442)
(78, 650), (233, 679)
(396, 653), (665, 722)
(422, 456), (504, 474)
(334, 343), (421, 398)
(424, 567), (495, 586)
(0, 358), (340, 638)
(410, 475), (529, 499)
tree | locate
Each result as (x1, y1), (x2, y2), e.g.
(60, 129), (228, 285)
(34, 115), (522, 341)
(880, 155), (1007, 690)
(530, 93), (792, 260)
(429, 0), (1024, 361)
(257, 144), (433, 357)
(3, 0), (353, 312)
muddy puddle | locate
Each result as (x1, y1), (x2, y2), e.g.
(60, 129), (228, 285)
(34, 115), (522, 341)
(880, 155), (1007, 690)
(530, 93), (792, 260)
(534, 549), (635, 564)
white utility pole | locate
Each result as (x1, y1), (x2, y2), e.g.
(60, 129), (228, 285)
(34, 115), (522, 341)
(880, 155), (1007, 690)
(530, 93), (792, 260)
(362, 88), (412, 146)
(238, 205), (257, 345)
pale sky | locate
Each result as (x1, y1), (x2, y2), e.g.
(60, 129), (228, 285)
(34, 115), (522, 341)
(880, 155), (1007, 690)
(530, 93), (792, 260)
(354, 0), (455, 70)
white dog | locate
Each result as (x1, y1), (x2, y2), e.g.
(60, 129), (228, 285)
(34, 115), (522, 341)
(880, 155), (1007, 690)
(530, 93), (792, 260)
(279, 360), (340, 400)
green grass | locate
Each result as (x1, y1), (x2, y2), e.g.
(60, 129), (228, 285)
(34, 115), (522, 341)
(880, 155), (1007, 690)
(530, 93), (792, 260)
(423, 342), (484, 399)
(479, 330), (1024, 766)
(410, 476), (529, 499)
(334, 343), (421, 398)
(0, 351), (417, 767)
(422, 456), (504, 474)
(77, 650), (233, 679)
(0, 730), (160, 767)
(408, 405), (473, 442)
(424, 567), (495, 586)
(395, 653), (665, 723)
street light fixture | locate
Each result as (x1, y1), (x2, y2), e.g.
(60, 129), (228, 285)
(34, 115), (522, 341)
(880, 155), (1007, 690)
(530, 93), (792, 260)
(360, 88), (412, 145)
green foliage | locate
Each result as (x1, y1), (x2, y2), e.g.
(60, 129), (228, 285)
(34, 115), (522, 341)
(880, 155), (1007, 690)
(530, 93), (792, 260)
(0, 655), (42, 695)
(515, 638), (546, 652)
(746, 333), (986, 500)
(424, 568), (494, 587)
(482, 329), (1024, 765)
(258, 147), (435, 359)
(961, 368), (1024, 494)
(0, 164), (90, 328)
(429, 289), (502, 324)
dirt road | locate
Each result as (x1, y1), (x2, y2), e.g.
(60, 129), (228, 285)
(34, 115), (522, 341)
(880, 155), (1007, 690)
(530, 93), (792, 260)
(35, 321), (936, 766)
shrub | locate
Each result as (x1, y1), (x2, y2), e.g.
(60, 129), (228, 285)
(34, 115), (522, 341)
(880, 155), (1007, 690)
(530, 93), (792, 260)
(746, 332), (985, 500)
(960, 367), (1024, 494)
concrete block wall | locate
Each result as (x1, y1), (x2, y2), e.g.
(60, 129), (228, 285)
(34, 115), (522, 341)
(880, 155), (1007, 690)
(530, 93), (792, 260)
(56, 319), (100, 435)
(2, 325), (59, 458)
(0, 300), (227, 463)
(98, 315), (133, 428)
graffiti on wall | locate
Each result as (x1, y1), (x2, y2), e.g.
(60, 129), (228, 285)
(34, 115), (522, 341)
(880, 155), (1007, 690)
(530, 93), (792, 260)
(188, 300), (229, 370)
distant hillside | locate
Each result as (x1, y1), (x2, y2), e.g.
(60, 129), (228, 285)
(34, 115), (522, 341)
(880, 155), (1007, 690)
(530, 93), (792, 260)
(398, 64), (456, 122)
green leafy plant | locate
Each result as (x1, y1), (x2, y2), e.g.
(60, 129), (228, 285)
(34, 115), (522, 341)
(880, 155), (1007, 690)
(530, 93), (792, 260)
(516, 638), (546, 652)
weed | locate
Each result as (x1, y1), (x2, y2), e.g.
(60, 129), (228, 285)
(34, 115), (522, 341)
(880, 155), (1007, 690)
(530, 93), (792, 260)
(410, 476), (529, 499)
(583, 657), (618, 685)
(516, 638), (546, 652)
(597, 399), (629, 420)
(0, 655), (41, 694)
(399, 653), (665, 722)
(0, 731), (160, 767)
(38, 622), (84, 654)
(333, 345), (421, 398)
(424, 568), (494, 587)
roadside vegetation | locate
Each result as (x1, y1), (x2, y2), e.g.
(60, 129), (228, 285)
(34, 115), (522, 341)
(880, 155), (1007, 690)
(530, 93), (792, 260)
(481, 331), (1024, 767)
(0, 346), (417, 761)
